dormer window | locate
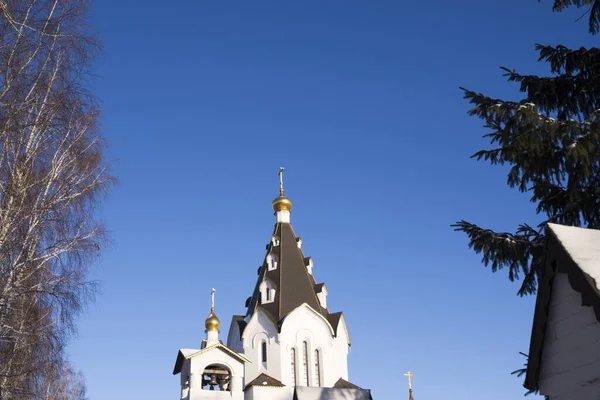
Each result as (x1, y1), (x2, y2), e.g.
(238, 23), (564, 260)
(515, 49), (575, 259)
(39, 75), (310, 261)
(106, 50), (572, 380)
(314, 283), (328, 309)
(304, 257), (313, 275)
(260, 280), (276, 304)
(266, 253), (278, 271)
(296, 237), (303, 249)
(271, 235), (280, 246)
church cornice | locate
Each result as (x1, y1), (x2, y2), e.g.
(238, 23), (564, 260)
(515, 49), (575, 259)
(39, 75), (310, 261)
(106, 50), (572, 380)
(173, 344), (251, 375)
(279, 303), (336, 336)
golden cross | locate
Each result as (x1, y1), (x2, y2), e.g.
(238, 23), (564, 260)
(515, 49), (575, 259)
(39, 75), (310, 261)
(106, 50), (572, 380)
(278, 167), (285, 195)
(211, 288), (215, 310)
(404, 371), (414, 390)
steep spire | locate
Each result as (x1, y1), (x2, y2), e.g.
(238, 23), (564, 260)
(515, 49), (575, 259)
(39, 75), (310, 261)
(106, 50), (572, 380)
(244, 169), (346, 333)
(404, 371), (415, 400)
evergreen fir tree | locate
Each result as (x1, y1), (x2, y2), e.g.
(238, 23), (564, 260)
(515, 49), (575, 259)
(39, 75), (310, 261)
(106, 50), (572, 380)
(452, 3), (600, 296)
(544, 0), (600, 34)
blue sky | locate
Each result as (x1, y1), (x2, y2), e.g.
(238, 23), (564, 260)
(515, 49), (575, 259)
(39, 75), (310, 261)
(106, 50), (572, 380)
(70, 1), (598, 399)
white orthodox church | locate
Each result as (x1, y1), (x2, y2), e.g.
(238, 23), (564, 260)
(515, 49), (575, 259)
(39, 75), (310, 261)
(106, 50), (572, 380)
(172, 170), (377, 400)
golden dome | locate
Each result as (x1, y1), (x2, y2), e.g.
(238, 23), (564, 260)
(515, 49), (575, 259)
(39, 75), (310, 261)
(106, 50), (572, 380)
(272, 195), (292, 212)
(205, 308), (220, 331)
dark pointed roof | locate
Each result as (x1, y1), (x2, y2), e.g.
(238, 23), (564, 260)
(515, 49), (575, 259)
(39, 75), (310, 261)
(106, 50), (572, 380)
(333, 378), (362, 389)
(244, 373), (285, 389)
(245, 221), (343, 332)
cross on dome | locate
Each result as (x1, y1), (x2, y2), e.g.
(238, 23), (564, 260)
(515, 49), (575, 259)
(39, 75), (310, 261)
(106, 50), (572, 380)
(272, 167), (292, 213)
(404, 371), (414, 390)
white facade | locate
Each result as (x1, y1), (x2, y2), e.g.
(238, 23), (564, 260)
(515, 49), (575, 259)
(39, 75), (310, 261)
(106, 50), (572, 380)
(538, 272), (600, 399)
(227, 305), (350, 389)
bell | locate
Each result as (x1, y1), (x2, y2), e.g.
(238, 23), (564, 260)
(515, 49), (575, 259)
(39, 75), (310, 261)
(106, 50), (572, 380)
(209, 374), (218, 386)
(218, 375), (230, 391)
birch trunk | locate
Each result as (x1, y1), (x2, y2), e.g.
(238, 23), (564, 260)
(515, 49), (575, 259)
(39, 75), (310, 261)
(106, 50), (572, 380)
(0, 1), (112, 398)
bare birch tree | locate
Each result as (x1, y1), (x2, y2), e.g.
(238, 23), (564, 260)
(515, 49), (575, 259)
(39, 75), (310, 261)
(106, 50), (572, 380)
(0, 0), (113, 398)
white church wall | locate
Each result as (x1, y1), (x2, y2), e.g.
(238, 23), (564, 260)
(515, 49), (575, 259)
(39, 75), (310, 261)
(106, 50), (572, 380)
(180, 360), (191, 400)
(245, 386), (294, 400)
(538, 272), (600, 400)
(279, 304), (349, 388)
(332, 315), (350, 383)
(241, 309), (282, 385)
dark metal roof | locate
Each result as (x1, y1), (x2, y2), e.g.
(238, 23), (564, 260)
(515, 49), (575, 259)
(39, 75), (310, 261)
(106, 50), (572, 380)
(314, 283), (325, 293)
(244, 373), (285, 390)
(245, 222), (346, 331)
(326, 312), (344, 338)
(232, 315), (247, 337)
(333, 378), (362, 389)
(524, 224), (600, 392)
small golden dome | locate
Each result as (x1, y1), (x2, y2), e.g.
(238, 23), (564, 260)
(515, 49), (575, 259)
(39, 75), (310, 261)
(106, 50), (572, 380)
(205, 309), (220, 331)
(272, 195), (292, 212)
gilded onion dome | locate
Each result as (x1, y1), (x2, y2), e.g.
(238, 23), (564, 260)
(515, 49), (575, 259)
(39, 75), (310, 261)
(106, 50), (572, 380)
(205, 309), (220, 331)
(272, 194), (292, 212)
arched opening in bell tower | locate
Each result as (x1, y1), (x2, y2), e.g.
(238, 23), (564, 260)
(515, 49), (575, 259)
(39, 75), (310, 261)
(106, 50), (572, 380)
(201, 364), (232, 391)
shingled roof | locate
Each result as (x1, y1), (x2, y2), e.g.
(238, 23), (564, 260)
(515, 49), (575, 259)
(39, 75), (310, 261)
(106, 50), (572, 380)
(245, 221), (344, 334)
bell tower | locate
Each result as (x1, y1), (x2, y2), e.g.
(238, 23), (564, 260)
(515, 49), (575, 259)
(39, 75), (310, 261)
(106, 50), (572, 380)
(173, 289), (249, 400)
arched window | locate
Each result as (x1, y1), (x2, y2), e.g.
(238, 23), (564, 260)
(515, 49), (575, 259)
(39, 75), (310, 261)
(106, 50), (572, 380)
(302, 341), (309, 386)
(290, 348), (297, 386)
(314, 349), (321, 387)
(261, 341), (267, 364)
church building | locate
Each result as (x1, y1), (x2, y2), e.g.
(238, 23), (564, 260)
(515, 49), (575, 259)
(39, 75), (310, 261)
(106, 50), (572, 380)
(172, 169), (374, 400)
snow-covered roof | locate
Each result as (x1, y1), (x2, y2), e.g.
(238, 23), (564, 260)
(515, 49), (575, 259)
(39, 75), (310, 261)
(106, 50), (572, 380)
(293, 387), (373, 400)
(547, 223), (600, 291)
(179, 348), (198, 357)
(525, 223), (600, 393)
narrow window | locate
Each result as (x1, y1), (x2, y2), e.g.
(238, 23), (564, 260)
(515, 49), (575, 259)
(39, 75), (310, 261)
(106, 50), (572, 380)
(266, 287), (271, 301)
(314, 349), (321, 387)
(261, 341), (267, 364)
(290, 348), (297, 386)
(302, 341), (309, 386)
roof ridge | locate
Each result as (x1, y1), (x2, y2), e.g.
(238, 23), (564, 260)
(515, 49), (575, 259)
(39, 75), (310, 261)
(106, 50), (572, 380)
(278, 222), (283, 318)
(287, 223), (325, 315)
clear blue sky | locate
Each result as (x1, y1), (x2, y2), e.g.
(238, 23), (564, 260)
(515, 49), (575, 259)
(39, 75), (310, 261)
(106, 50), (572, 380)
(70, 1), (597, 399)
